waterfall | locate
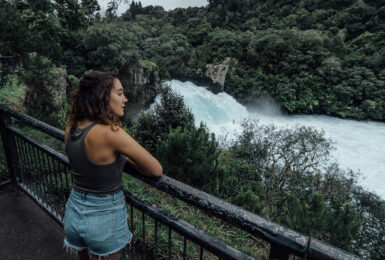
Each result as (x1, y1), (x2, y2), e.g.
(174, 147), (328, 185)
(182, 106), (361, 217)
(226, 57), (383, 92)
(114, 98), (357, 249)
(149, 79), (385, 199)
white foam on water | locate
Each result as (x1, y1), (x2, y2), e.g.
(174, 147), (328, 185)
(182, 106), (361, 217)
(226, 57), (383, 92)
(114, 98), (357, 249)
(150, 80), (385, 199)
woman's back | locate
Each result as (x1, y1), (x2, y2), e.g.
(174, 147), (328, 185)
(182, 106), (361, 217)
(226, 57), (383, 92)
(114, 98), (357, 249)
(66, 120), (121, 165)
(65, 120), (162, 178)
(65, 122), (127, 194)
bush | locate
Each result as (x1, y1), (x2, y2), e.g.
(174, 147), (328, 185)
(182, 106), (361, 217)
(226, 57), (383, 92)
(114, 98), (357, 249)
(22, 54), (68, 129)
(156, 124), (219, 190)
(134, 85), (194, 153)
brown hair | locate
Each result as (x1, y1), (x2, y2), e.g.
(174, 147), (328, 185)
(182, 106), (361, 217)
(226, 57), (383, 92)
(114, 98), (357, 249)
(68, 71), (122, 135)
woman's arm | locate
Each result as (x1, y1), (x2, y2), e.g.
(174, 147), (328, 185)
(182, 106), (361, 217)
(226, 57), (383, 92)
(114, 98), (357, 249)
(106, 127), (162, 177)
(64, 123), (71, 144)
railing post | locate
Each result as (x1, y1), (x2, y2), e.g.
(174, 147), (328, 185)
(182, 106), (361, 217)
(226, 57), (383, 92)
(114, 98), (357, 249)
(269, 244), (290, 260)
(0, 112), (20, 185)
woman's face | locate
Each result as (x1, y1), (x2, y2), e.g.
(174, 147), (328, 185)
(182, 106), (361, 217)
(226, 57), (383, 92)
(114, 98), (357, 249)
(109, 79), (128, 117)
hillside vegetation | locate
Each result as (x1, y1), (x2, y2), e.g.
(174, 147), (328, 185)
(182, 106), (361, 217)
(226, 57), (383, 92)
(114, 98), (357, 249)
(1, 0), (385, 258)
(2, 0), (385, 121)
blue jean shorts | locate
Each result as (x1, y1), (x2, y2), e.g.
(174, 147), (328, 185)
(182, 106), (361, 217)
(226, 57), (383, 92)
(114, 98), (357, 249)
(63, 189), (132, 257)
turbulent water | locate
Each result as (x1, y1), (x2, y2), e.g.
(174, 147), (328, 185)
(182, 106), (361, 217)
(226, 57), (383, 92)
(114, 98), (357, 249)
(150, 79), (385, 199)
(98, 0), (207, 14)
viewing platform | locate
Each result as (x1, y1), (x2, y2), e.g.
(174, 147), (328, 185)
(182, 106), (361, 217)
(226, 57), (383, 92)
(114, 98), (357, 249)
(0, 104), (361, 260)
(0, 183), (74, 259)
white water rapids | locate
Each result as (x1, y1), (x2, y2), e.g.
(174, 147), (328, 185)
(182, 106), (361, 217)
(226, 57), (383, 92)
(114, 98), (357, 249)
(150, 80), (385, 199)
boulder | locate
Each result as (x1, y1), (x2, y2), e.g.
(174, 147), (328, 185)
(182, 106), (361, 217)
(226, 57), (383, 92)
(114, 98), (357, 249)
(205, 57), (235, 91)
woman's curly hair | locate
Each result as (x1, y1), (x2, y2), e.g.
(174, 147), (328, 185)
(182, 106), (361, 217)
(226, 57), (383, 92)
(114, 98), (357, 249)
(68, 71), (122, 136)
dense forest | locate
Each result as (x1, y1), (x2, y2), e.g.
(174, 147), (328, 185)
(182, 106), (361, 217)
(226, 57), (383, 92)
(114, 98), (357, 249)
(1, 0), (385, 258)
(2, 0), (385, 121)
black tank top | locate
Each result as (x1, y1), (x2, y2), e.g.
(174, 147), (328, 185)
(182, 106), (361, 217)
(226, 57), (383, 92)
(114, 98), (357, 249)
(65, 123), (127, 194)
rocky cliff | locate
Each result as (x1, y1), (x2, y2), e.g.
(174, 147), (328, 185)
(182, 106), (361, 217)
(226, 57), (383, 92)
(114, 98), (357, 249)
(125, 60), (160, 120)
(205, 57), (236, 91)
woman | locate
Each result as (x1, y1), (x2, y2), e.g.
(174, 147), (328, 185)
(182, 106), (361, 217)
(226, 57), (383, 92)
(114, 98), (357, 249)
(63, 71), (162, 260)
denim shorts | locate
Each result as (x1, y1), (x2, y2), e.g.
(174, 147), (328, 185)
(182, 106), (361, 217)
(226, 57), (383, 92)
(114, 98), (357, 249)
(63, 189), (132, 257)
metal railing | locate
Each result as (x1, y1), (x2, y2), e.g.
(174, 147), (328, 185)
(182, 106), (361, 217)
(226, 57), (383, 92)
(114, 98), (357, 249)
(0, 104), (360, 260)
(0, 137), (11, 185)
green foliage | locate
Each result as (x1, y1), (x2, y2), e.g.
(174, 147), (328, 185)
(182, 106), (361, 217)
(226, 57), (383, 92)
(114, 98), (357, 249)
(82, 22), (140, 74)
(0, 75), (25, 110)
(2, 0), (385, 257)
(227, 117), (367, 253)
(55, 0), (87, 30)
(165, 0), (385, 121)
(231, 187), (262, 214)
(3, 0), (385, 121)
(328, 202), (360, 251)
(283, 193), (330, 237)
(156, 124), (219, 189)
(80, 0), (100, 24)
(0, 0), (63, 61)
(134, 85), (194, 153)
(22, 54), (68, 129)
(66, 74), (80, 100)
(351, 187), (385, 259)
(283, 192), (360, 250)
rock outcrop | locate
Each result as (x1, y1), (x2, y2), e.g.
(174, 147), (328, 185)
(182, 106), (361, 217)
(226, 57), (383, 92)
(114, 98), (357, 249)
(125, 60), (160, 120)
(205, 57), (236, 91)
(134, 67), (149, 85)
(134, 60), (160, 88)
(50, 67), (67, 108)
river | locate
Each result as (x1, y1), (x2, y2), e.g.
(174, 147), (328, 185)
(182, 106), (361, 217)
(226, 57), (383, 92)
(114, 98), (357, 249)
(150, 79), (385, 199)
(97, 0), (207, 14)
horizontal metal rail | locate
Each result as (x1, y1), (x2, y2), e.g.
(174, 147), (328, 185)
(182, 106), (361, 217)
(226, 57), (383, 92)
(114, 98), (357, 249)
(7, 126), (251, 259)
(125, 189), (254, 260)
(8, 126), (68, 164)
(0, 104), (361, 259)
(128, 169), (309, 253)
(0, 104), (64, 141)
(0, 178), (12, 187)
(1, 106), (254, 259)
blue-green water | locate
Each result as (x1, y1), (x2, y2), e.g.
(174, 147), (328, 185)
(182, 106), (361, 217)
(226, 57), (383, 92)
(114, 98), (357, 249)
(151, 80), (385, 199)
(98, 0), (207, 14)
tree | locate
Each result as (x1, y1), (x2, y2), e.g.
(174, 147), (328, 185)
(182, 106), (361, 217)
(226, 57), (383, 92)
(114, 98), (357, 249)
(55, 0), (87, 30)
(82, 22), (140, 75)
(0, 1), (63, 62)
(22, 54), (68, 129)
(134, 86), (194, 153)
(81, 0), (100, 23)
(129, 0), (143, 19)
(156, 124), (219, 190)
(351, 187), (385, 259)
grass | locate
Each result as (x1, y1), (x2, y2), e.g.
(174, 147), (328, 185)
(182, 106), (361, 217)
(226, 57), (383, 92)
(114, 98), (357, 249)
(122, 173), (270, 259)
(0, 75), (26, 111)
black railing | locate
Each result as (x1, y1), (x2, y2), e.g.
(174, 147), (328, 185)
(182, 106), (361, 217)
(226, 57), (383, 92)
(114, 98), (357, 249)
(0, 104), (361, 260)
(0, 136), (11, 185)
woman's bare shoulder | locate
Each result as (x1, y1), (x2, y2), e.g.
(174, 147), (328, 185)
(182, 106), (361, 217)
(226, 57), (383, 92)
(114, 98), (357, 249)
(102, 125), (162, 177)
(98, 124), (131, 144)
